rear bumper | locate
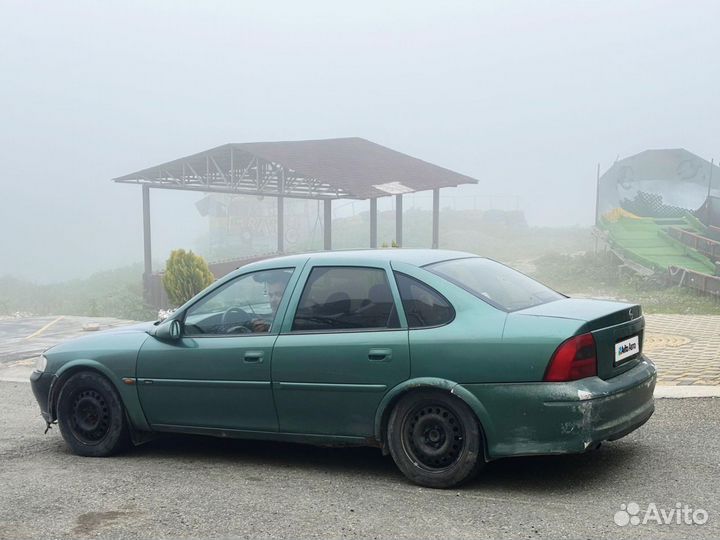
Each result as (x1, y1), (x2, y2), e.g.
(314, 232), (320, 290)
(461, 356), (657, 459)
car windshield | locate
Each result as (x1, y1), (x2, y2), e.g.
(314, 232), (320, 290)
(426, 257), (564, 311)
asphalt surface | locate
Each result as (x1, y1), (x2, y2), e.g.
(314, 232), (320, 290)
(0, 316), (136, 365)
(0, 381), (717, 539)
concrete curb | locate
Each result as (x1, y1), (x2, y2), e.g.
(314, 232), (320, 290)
(653, 385), (720, 398)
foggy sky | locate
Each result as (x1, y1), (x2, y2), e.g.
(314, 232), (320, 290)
(1, 0), (719, 282)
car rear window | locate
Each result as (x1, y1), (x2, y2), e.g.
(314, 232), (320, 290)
(425, 257), (564, 311)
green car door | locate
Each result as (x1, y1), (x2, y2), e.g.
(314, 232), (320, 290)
(137, 267), (298, 432)
(271, 261), (410, 437)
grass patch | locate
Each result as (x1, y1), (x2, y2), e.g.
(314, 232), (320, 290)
(530, 251), (720, 314)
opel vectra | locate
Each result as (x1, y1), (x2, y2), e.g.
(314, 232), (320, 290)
(31, 250), (656, 488)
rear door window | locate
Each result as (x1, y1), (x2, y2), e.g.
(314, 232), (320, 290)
(292, 267), (400, 331)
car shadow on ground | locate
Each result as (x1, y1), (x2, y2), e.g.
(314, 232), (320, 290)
(477, 442), (647, 492)
(128, 433), (648, 492)
(131, 434), (400, 478)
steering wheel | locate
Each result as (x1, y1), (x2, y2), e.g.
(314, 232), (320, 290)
(221, 307), (251, 334)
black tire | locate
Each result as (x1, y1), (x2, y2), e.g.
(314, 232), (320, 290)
(56, 371), (129, 457)
(387, 390), (484, 488)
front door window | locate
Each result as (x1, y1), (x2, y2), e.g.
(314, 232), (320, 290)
(184, 268), (293, 335)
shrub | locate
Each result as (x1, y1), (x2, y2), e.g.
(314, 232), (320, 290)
(162, 249), (215, 307)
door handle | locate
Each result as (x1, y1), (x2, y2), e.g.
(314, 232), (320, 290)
(368, 348), (392, 362)
(243, 351), (264, 363)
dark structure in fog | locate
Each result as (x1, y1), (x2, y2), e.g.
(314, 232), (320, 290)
(113, 137), (478, 307)
(596, 148), (720, 223)
(595, 148), (720, 298)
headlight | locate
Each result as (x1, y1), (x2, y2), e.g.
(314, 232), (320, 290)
(34, 355), (47, 373)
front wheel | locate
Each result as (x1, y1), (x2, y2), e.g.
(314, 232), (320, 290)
(56, 371), (129, 457)
(387, 390), (484, 488)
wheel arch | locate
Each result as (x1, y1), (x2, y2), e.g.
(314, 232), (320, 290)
(50, 360), (151, 432)
(374, 378), (495, 459)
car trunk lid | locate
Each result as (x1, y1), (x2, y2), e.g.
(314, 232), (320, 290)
(516, 299), (644, 380)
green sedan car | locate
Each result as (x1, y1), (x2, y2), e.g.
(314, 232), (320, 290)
(31, 249), (656, 488)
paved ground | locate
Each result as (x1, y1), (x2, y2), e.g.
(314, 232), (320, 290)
(644, 314), (720, 386)
(0, 316), (136, 381)
(1, 381), (717, 539)
(0, 315), (135, 362)
(1, 316), (718, 537)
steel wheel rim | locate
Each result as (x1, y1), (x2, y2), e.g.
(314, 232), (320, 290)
(70, 389), (111, 444)
(401, 403), (465, 472)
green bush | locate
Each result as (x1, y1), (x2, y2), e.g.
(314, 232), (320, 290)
(162, 249), (215, 307)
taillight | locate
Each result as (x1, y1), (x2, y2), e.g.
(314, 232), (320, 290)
(544, 332), (597, 382)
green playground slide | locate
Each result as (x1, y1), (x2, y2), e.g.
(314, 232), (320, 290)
(599, 214), (716, 275)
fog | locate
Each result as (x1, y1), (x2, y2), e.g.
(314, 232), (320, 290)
(1, 0), (718, 282)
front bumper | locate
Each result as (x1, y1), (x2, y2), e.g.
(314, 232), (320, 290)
(462, 356), (657, 459)
(30, 371), (56, 423)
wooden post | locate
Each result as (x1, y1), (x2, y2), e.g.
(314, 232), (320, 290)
(432, 188), (440, 249)
(277, 195), (284, 253)
(595, 162), (601, 225)
(277, 169), (285, 253)
(142, 185), (152, 277)
(324, 199), (332, 250)
(370, 198), (378, 248)
(395, 194), (403, 247)
(142, 184), (152, 303)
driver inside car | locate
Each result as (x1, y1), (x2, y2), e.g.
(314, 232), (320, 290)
(246, 271), (291, 333)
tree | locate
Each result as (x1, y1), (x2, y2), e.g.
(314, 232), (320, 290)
(162, 249), (215, 307)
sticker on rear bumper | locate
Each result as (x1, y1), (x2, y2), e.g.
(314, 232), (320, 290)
(616, 335), (640, 364)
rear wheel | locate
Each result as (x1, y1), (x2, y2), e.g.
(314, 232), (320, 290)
(387, 390), (484, 488)
(56, 371), (129, 457)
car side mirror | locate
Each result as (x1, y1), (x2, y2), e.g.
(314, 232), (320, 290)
(155, 319), (182, 341)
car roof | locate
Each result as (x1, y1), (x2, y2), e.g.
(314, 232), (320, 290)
(227, 249), (478, 276)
